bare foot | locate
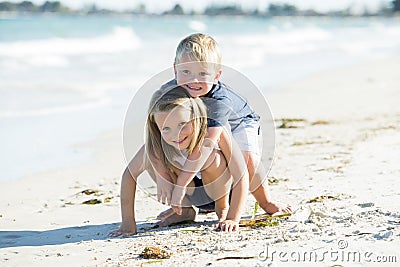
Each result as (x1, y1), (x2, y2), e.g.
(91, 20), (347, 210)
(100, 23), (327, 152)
(260, 201), (292, 215)
(157, 207), (196, 227)
(156, 208), (175, 220)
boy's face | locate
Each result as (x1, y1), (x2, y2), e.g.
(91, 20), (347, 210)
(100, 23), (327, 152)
(174, 57), (221, 98)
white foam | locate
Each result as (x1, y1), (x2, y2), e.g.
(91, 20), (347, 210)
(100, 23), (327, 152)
(0, 26), (141, 59)
(338, 25), (400, 55)
(233, 27), (332, 54)
(0, 97), (110, 118)
(188, 20), (207, 32)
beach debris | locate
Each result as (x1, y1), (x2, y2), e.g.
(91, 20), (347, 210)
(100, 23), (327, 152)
(239, 213), (290, 228)
(315, 166), (343, 173)
(82, 199), (102, 205)
(374, 230), (393, 240)
(216, 256), (257, 261)
(251, 202), (259, 220)
(139, 246), (171, 259)
(344, 231), (373, 237)
(79, 189), (101, 196)
(180, 229), (203, 234)
(357, 202), (374, 208)
(142, 259), (164, 264)
(370, 125), (396, 132)
(292, 140), (331, 146)
(276, 118), (307, 129)
(312, 120), (331, 125)
(268, 177), (290, 185)
(268, 177), (279, 185)
(308, 195), (338, 203)
(103, 197), (113, 203)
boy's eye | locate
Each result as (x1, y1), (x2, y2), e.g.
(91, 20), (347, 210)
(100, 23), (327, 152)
(182, 70), (191, 75)
(199, 72), (209, 77)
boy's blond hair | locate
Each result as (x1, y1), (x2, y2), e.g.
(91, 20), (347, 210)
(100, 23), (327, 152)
(175, 33), (221, 70)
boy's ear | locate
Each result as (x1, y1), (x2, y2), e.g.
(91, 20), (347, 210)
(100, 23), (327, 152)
(173, 64), (177, 77)
(215, 69), (222, 80)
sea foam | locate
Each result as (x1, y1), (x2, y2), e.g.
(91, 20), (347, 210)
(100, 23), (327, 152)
(0, 26), (141, 60)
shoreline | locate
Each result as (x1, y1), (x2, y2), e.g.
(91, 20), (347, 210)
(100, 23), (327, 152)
(1, 57), (399, 266)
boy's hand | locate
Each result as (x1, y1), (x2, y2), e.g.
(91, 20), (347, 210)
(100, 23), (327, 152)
(156, 175), (173, 205)
(171, 186), (186, 215)
(215, 220), (239, 232)
(108, 222), (137, 237)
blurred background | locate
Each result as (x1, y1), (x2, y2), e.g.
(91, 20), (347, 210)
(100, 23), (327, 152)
(1, 0), (399, 181)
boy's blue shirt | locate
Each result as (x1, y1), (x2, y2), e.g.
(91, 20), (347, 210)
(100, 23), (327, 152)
(162, 79), (260, 131)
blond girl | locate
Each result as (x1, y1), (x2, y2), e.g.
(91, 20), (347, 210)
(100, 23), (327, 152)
(109, 87), (242, 236)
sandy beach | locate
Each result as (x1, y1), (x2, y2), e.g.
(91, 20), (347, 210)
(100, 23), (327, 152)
(1, 57), (399, 266)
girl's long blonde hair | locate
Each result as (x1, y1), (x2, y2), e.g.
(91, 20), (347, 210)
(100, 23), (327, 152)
(146, 86), (208, 175)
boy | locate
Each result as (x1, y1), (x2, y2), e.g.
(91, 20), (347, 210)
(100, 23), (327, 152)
(158, 33), (291, 229)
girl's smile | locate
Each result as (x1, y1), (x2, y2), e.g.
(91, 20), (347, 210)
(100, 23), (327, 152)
(154, 106), (194, 150)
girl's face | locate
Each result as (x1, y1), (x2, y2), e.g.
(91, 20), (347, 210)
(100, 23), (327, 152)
(174, 55), (221, 98)
(154, 106), (194, 151)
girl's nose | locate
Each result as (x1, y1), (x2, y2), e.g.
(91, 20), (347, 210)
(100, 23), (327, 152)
(172, 129), (181, 139)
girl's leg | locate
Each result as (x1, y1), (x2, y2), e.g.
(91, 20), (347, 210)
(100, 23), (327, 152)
(146, 163), (197, 225)
(201, 150), (232, 221)
(244, 151), (291, 214)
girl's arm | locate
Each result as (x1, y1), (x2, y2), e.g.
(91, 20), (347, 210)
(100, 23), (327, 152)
(171, 126), (223, 214)
(217, 129), (249, 229)
(109, 145), (146, 236)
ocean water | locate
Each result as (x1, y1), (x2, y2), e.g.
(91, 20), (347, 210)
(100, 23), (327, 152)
(1, 14), (400, 181)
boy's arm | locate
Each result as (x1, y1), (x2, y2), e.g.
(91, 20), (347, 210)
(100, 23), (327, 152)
(109, 145), (146, 236)
(217, 129), (249, 230)
(171, 127), (223, 214)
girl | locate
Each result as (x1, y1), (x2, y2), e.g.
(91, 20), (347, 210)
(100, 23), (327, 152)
(109, 87), (243, 236)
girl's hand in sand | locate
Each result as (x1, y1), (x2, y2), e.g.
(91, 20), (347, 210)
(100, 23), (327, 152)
(171, 186), (186, 215)
(215, 220), (239, 232)
(156, 174), (174, 205)
(108, 223), (137, 237)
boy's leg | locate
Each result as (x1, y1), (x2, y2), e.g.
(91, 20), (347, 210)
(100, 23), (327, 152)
(201, 150), (232, 221)
(244, 151), (291, 214)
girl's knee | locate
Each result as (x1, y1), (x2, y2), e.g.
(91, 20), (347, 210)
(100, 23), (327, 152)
(203, 150), (226, 174)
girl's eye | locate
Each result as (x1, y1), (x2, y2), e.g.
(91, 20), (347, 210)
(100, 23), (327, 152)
(162, 127), (170, 132)
(178, 122), (186, 127)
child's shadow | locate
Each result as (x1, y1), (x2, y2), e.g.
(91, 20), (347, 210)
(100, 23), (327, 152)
(0, 220), (212, 249)
(0, 222), (138, 248)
